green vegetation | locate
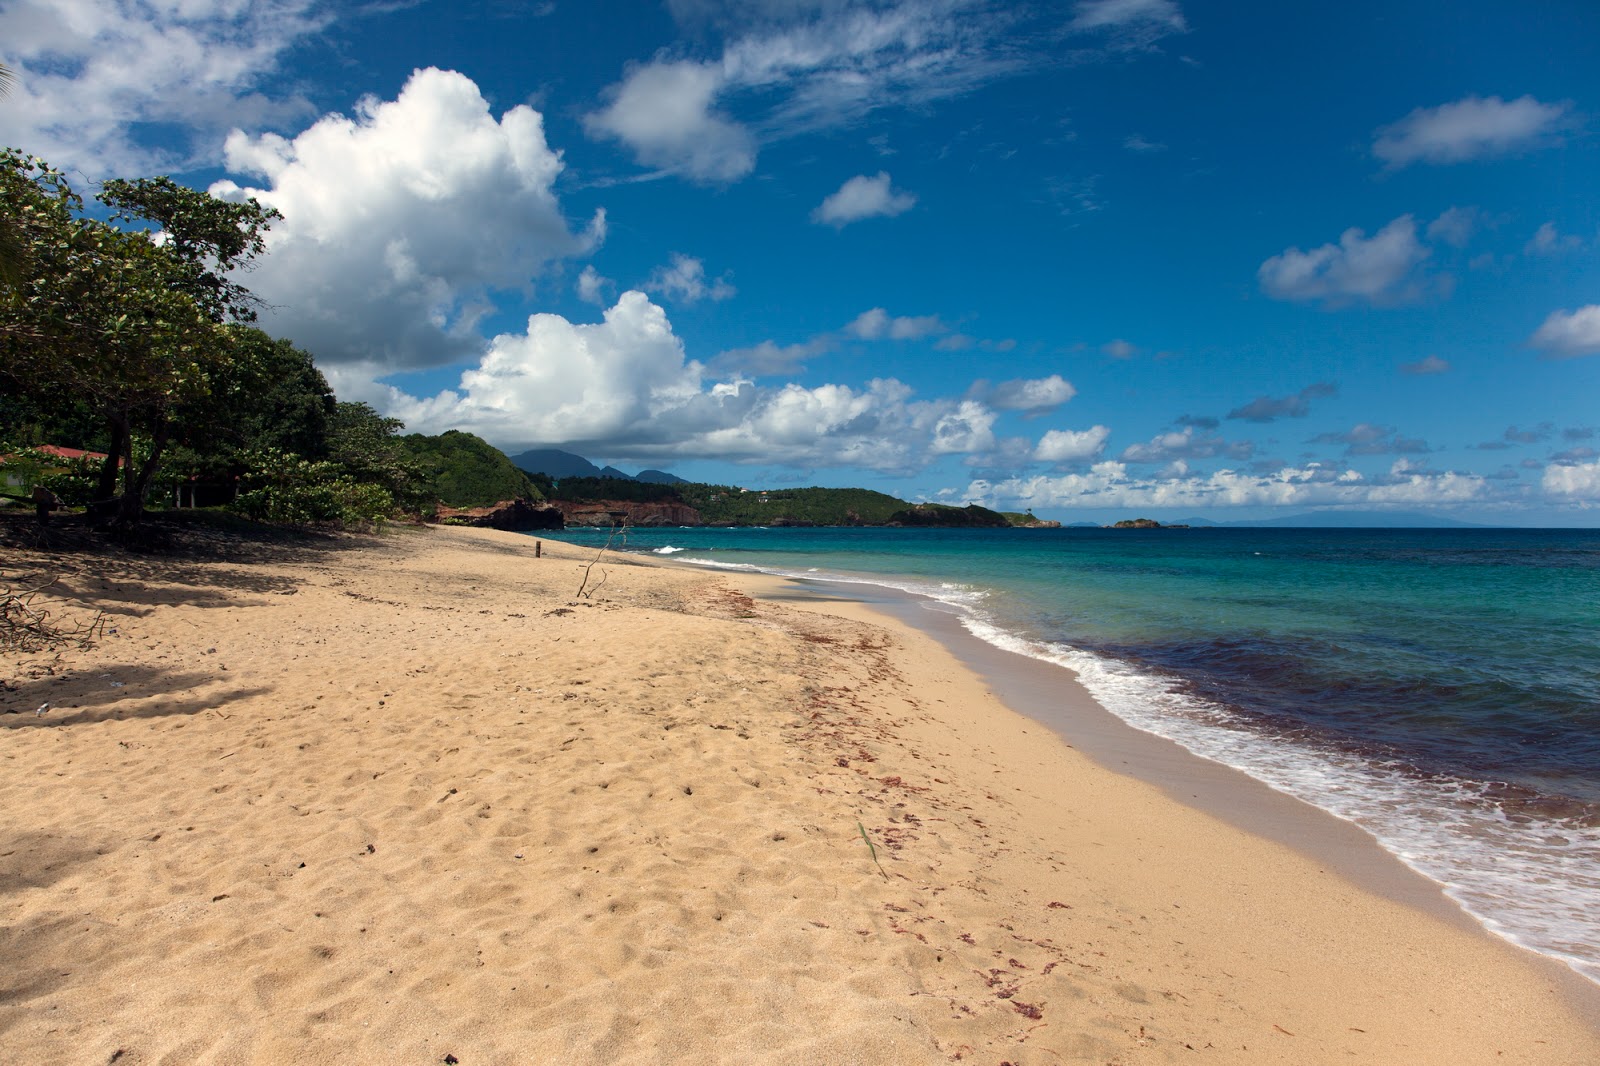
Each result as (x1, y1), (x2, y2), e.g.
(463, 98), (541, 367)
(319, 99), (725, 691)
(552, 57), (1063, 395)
(543, 478), (1032, 528)
(0, 151), (542, 529)
(402, 430), (544, 508)
(885, 503), (1013, 527)
(682, 484), (909, 525)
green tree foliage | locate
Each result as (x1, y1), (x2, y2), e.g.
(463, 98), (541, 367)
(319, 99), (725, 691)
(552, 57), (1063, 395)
(885, 503), (1013, 527)
(550, 475), (681, 504)
(98, 176), (281, 324)
(679, 484), (911, 525)
(323, 402), (430, 513)
(400, 430), (544, 508)
(232, 449), (395, 526)
(0, 152), (280, 522)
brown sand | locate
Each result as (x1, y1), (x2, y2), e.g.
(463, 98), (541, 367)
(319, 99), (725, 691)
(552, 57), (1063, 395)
(2, 523), (1596, 1065)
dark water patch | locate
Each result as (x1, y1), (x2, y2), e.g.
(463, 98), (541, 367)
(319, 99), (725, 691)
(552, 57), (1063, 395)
(1073, 632), (1600, 804)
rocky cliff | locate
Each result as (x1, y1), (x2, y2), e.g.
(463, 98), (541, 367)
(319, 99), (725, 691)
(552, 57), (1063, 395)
(435, 498), (566, 531)
(553, 499), (704, 527)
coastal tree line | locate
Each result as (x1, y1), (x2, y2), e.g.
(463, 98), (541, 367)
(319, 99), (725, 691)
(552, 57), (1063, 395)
(0, 149), (538, 527)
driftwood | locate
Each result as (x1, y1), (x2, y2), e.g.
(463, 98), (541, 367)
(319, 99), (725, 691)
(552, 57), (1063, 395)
(1, 574), (106, 652)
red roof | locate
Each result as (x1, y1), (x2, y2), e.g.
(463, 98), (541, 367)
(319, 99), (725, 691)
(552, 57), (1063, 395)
(34, 445), (109, 461)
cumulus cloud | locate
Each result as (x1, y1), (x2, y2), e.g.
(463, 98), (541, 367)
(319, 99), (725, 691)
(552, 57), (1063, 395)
(1308, 423), (1430, 456)
(1524, 222), (1585, 256)
(1226, 382), (1337, 423)
(365, 290), (1008, 472)
(812, 172), (917, 226)
(1373, 95), (1572, 168)
(965, 461), (1493, 513)
(584, 59), (757, 182)
(644, 254), (737, 303)
(1401, 354), (1451, 375)
(847, 307), (945, 340)
(1035, 425), (1111, 463)
(577, 265), (611, 304)
(980, 375), (1078, 415)
(209, 69), (603, 371)
(1258, 216), (1433, 307)
(1425, 206), (1480, 248)
(1529, 306), (1600, 358)
(1119, 426), (1253, 463)
(1543, 461), (1600, 500)
(0, 0), (327, 177)
(708, 337), (830, 377)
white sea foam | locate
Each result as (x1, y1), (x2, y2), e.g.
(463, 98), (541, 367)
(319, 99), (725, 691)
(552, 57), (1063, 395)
(652, 546), (686, 554)
(661, 548), (1600, 984)
(955, 611), (1600, 986)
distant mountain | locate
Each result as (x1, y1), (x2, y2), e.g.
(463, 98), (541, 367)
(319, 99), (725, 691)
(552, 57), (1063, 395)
(509, 448), (604, 479)
(1171, 511), (1484, 529)
(636, 469), (687, 485)
(598, 465), (633, 480)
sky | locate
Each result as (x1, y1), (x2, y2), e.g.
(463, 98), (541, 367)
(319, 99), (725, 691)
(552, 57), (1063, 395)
(3, 0), (1598, 524)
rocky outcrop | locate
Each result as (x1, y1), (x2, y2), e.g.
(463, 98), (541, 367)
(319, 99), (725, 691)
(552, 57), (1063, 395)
(435, 498), (565, 531)
(1012, 518), (1062, 528)
(553, 499), (704, 527)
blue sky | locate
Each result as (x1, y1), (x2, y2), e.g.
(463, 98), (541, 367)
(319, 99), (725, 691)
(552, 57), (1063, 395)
(4, 0), (1598, 523)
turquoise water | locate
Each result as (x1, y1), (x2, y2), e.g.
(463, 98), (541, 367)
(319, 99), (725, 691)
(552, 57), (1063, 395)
(535, 525), (1600, 983)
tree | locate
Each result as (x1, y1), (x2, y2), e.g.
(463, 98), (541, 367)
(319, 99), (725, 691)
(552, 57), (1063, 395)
(0, 152), (281, 522)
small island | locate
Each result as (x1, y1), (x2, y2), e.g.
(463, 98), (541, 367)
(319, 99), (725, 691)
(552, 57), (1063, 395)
(1107, 517), (1190, 529)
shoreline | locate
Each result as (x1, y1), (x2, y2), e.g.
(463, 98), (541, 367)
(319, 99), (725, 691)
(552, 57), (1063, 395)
(3, 524), (1596, 1062)
(728, 569), (1600, 1020)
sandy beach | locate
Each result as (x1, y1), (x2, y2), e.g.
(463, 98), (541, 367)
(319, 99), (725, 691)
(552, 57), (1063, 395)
(2, 522), (1597, 1065)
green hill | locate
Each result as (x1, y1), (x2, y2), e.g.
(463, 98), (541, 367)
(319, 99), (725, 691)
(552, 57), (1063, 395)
(401, 431), (545, 508)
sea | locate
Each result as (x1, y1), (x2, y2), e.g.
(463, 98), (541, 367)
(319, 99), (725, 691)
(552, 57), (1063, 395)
(531, 524), (1600, 985)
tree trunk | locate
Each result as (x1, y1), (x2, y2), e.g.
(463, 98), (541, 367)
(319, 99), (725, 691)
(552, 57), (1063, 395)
(117, 419), (171, 524)
(96, 418), (126, 501)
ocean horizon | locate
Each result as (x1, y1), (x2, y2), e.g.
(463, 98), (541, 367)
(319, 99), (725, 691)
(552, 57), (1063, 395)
(536, 523), (1600, 986)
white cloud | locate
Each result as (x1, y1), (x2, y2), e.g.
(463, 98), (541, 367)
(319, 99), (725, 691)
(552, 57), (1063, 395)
(984, 375), (1077, 414)
(812, 172), (917, 226)
(708, 337), (830, 377)
(1426, 206), (1480, 248)
(1309, 424), (1430, 456)
(1524, 222), (1585, 256)
(1069, 0), (1187, 45)
(209, 68), (602, 370)
(1541, 462), (1600, 500)
(644, 254), (737, 303)
(930, 401), (997, 455)
(1119, 426), (1253, 463)
(1122, 133), (1167, 153)
(846, 307), (945, 340)
(1373, 95), (1572, 168)
(1258, 216), (1432, 306)
(1035, 425), (1111, 463)
(0, 0), (326, 176)
(587, 4), (1123, 184)
(367, 291), (1005, 472)
(584, 59), (757, 182)
(966, 462), (1493, 512)
(577, 265), (611, 304)
(1529, 306), (1600, 358)
(1102, 338), (1138, 358)
(1401, 354), (1451, 375)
